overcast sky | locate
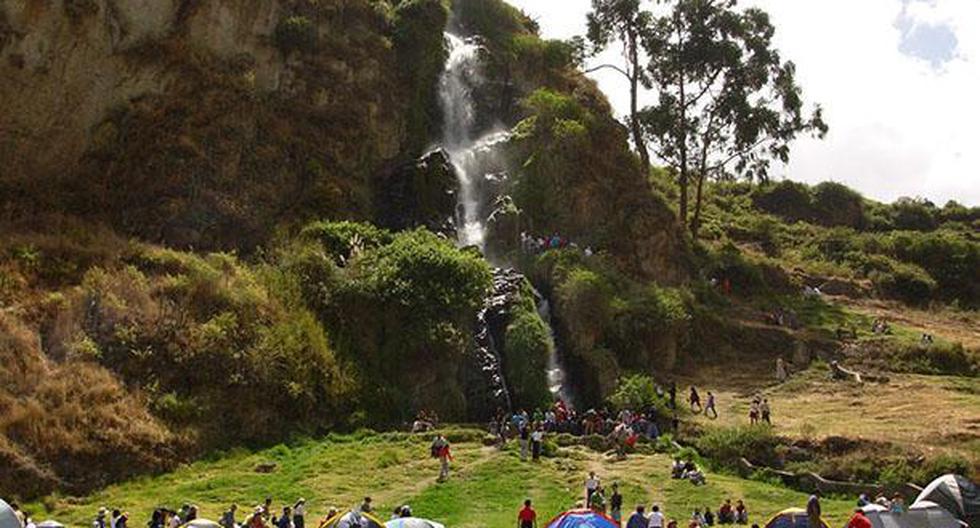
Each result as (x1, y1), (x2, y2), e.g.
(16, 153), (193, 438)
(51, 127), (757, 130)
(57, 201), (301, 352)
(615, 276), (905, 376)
(505, 0), (979, 206)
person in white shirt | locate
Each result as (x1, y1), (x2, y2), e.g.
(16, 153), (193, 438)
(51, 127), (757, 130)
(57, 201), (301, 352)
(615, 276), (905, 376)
(585, 472), (601, 508)
(648, 505), (665, 528)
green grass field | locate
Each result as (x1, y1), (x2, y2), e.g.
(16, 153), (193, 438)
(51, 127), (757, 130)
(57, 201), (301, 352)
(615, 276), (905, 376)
(26, 429), (856, 528)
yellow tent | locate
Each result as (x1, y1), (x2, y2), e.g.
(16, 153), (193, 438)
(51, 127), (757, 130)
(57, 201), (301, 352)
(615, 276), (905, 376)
(320, 511), (385, 528)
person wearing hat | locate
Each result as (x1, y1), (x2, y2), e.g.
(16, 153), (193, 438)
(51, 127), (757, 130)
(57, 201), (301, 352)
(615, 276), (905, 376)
(292, 500), (305, 528)
(93, 508), (108, 528)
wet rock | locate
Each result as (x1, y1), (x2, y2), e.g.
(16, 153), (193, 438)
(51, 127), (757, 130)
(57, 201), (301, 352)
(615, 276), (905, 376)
(375, 149), (458, 235)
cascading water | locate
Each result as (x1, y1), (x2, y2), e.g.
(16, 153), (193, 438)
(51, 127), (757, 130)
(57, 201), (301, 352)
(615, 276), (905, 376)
(438, 33), (510, 250)
(438, 31), (571, 412)
(537, 298), (573, 406)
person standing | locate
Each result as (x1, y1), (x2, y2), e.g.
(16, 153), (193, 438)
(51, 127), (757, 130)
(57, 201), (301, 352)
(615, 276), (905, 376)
(94, 508), (109, 528)
(531, 426), (544, 461)
(220, 505), (238, 528)
(610, 483), (624, 525)
(648, 505), (665, 528)
(431, 434), (452, 482)
(517, 500), (537, 528)
(626, 506), (647, 528)
(669, 383), (677, 410)
(519, 423), (531, 461)
(276, 508), (292, 528)
(760, 399), (771, 425)
(293, 500), (306, 528)
(585, 471), (601, 508)
(806, 494), (822, 528)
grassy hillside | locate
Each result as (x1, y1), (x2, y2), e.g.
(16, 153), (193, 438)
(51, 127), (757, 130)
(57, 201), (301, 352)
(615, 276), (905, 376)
(26, 428), (857, 528)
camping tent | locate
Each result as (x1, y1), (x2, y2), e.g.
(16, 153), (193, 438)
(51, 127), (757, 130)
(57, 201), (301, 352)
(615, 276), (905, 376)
(0, 500), (19, 528)
(183, 520), (221, 528)
(763, 508), (829, 528)
(384, 518), (445, 528)
(860, 502), (965, 528)
(545, 510), (619, 528)
(36, 521), (66, 528)
(914, 474), (980, 528)
(320, 511), (384, 528)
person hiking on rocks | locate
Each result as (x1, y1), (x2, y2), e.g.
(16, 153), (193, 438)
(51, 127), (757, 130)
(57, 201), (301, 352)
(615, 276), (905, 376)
(585, 471), (601, 507)
(518, 500), (537, 528)
(689, 386), (702, 413)
(760, 399), (771, 425)
(705, 392), (718, 419)
(431, 434), (452, 481)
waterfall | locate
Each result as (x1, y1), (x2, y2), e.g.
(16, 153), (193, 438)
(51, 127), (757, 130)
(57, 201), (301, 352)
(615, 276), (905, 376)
(537, 297), (573, 406)
(438, 33), (509, 250)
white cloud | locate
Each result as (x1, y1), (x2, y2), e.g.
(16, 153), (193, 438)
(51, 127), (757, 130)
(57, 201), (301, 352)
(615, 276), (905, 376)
(505, 0), (980, 205)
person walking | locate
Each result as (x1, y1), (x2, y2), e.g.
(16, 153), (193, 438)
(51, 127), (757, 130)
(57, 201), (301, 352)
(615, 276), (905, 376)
(705, 392), (718, 419)
(626, 506), (647, 528)
(517, 500), (537, 528)
(431, 434), (452, 482)
(519, 423), (531, 461)
(689, 386), (702, 413)
(760, 399), (771, 425)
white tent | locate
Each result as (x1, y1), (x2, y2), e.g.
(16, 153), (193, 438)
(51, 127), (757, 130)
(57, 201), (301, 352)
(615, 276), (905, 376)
(0, 500), (20, 528)
(860, 502), (965, 528)
(914, 474), (980, 528)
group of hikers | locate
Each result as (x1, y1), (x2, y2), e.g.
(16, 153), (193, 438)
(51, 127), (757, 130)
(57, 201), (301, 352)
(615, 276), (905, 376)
(519, 232), (594, 257)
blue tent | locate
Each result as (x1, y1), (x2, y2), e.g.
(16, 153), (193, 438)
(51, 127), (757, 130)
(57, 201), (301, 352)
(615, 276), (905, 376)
(546, 510), (619, 528)
(763, 508), (829, 528)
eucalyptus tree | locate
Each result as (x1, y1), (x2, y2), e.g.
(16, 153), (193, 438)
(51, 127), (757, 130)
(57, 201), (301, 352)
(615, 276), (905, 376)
(586, 0), (655, 169)
(639, 0), (827, 237)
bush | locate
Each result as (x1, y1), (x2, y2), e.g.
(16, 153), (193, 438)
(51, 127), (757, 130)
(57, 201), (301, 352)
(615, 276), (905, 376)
(811, 181), (866, 228)
(300, 220), (393, 265)
(694, 425), (784, 469)
(871, 261), (937, 304)
(275, 16), (318, 54)
(503, 304), (554, 410)
(752, 180), (814, 222)
(891, 197), (939, 231)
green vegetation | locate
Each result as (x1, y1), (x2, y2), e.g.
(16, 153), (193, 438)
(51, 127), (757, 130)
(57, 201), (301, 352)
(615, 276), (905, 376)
(24, 429), (858, 528)
(274, 16), (318, 54)
(502, 282), (554, 410)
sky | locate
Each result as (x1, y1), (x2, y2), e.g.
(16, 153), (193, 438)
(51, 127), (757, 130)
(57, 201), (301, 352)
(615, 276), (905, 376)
(505, 0), (980, 206)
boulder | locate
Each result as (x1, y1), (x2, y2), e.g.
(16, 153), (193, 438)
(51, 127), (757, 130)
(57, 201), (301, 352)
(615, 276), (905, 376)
(375, 149), (458, 235)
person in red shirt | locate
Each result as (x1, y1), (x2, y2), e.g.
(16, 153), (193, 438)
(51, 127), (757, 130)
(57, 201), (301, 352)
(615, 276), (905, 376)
(846, 509), (871, 528)
(518, 500), (537, 528)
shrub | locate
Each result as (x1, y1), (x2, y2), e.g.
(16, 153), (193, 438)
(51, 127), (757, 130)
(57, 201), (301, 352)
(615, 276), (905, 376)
(811, 181), (866, 228)
(752, 180), (814, 222)
(871, 261), (936, 304)
(275, 16), (317, 54)
(503, 306), (554, 410)
(694, 425), (784, 469)
(891, 197), (939, 231)
(300, 220), (393, 265)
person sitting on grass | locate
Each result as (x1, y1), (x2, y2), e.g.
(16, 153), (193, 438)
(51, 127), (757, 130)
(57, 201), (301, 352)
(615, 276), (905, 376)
(718, 500), (734, 524)
(734, 501), (747, 524)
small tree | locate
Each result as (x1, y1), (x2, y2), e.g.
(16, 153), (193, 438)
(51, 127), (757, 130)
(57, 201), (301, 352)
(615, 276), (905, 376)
(585, 0), (654, 169)
(639, 0), (826, 238)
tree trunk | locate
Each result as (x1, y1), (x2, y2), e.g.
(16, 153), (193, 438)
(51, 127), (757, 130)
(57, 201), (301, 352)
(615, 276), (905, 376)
(627, 27), (650, 170)
(676, 13), (688, 226)
(691, 140), (710, 240)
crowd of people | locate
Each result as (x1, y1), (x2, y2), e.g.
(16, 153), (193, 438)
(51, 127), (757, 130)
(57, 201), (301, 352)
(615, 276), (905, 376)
(578, 470), (757, 528)
(519, 232), (594, 257)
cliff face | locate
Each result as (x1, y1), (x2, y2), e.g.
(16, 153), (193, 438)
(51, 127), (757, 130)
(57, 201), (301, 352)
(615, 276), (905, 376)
(0, 0), (444, 249)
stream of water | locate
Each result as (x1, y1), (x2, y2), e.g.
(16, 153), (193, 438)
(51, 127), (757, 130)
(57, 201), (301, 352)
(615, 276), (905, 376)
(438, 32), (571, 409)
